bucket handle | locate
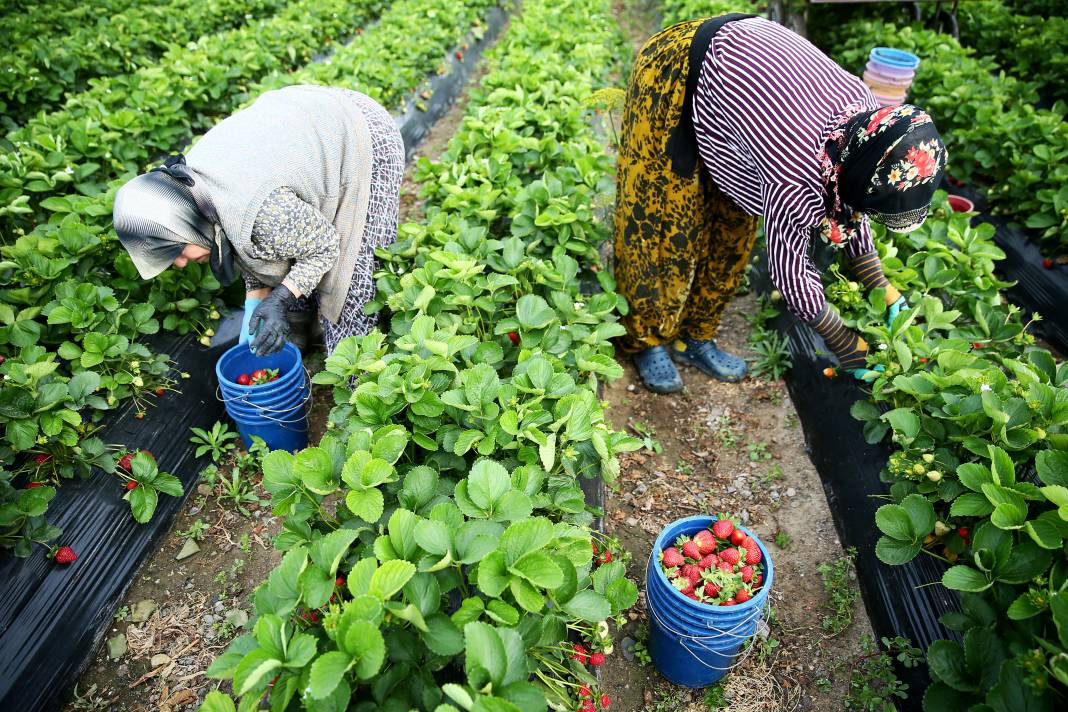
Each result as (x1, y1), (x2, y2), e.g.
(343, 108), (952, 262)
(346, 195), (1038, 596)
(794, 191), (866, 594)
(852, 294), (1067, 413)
(217, 382), (313, 425)
(647, 598), (769, 673)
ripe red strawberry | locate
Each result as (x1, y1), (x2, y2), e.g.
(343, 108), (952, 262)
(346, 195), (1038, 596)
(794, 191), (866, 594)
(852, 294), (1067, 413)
(735, 588), (752, 603)
(720, 598), (736, 606)
(703, 581), (720, 598)
(582, 701), (596, 712)
(591, 541), (598, 556)
(754, 574), (763, 588)
(155, 387), (165, 397)
(600, 550), (613, 564)
(118, 453), (133, 471)
(589, 652), (605, 666)
(823, 367), (836, 378)
(53, 546), (77, 565)
(686, 591), (699, 600)
(672, 577), (694, 596)
(336, 577), (346, 587)
(730, 529), (746, 546)
(661, 547), (684, 568)
(572, 644), (588, 664)
(698, 554), (718, 570)
(236, 373), (251, 386)
(455, 51), (464, 61)
(33, 453), (51, 465)
(693, 530), (717, 555)
(125, 481), (138, 491)
(681, 564), (702, 585)
(25, 481), (43, 489)
(740, 565), (754, 583)
(1043, 258), (1054, 269)
(681, 539), (701, 560)
(508, 331), (519, 345)
(720, 547), (741, 566)
(743, 543), (762, 565)
(578, 684), (593, 699)
(958, 527), (970, 540)
(600, 694), (611, 708)
(972, 342), (984, 349)
(716, 561), (734, 573)
(712, 518), (734, 540)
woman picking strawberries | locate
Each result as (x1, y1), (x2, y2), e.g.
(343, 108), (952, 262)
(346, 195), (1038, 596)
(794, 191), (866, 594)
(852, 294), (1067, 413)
(614, 13), (947, 393)
(112, 84), (403, 357)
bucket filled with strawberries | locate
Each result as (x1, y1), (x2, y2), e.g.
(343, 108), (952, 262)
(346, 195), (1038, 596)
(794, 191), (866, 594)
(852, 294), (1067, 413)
(645, 514), (774, 688)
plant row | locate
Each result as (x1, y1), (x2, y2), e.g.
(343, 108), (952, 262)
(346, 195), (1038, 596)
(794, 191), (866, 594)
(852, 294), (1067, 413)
(957, 0), (1068, 105)
(0, 0), (502, 554)
(0, 0), (293, 127)
(830, 21), (1068, 253)
(0, 0), (145, 40)
(201, 0), (643, 710)
(824, 194), (1068, 710)
(661, 0), (762, 27)
(248, 0), (500, 114)
(0, 0), (386, 234)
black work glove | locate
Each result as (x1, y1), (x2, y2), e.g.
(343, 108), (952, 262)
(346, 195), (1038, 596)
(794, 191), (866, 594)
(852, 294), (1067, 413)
(249, 284), (297, 356)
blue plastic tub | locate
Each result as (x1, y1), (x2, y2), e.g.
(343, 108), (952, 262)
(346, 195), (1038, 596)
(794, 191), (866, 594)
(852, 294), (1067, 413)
(216, 342), (304, 398)
(870, 46), (920, 70)
(646, 515), (774, 687)
(215, 342), (309, 451)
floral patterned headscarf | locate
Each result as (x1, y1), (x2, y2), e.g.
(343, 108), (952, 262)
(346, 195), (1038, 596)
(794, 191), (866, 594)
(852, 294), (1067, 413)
(817, 104), (947, 248)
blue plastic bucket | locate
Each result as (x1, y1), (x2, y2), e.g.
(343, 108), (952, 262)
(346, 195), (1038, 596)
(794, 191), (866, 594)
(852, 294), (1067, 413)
(646, 515), (774, 687)
(215, 342), (309, 451)
(217, 342), (304, 398)
(870, 47), (920, 70)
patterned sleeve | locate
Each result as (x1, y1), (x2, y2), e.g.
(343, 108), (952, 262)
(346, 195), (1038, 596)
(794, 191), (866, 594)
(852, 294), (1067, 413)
(249, 187), (341, 296)
(843, 214), (877, 260)
(763, 183), (826, 322)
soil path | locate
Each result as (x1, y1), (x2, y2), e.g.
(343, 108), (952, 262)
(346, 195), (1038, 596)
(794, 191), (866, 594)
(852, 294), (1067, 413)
(595, 3), (875, 710)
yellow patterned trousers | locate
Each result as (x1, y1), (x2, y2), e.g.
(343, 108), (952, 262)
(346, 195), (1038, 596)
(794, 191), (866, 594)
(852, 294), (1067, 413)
(614, 20), (758, 353)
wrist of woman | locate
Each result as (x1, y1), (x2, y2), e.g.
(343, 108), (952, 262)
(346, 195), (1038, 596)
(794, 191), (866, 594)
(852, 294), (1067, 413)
(808, 303), (869, 370)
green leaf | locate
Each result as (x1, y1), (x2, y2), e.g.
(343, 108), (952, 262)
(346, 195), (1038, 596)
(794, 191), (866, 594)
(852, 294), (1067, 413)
(901, 493), (936, 535)
(1026, 516), (1064, 551)
(414, 519), (451, 556)
(560, 590), (610, 622)
(294, 448), (336, 495)
(342, 620), (385, 679)
(927, 640), (976, 692)
(875, 503), (914, 541)
(882, 408), (920, 440)
(127, 485), (159, 524)
(152, 473), (184, 498)
(1007, 592), (1043, 620)
(307, 651), (350, 699)
(957, 463), (993, 492)
(464, 622), (507, 689)
(467, 459), (511, 509)
(509, 551), (563, 589)
(200, 691), (237, 712)
(423, 613), (465, 656)
(1052, 592), (1068, 650)
(370, 559), (416, 600)
(951, 493), (996, 518)
(345, 488), (384, 524)
(942, 566), (992, 592)
(875, 536), (921, 565)
(311, 528), (359, 576)
(1037, 450), (1068, 486)
(476, 551), (510, 597)
(234, 649), (283, 696)
(499, 517), (554, 565)
(516, 295), (555, 329)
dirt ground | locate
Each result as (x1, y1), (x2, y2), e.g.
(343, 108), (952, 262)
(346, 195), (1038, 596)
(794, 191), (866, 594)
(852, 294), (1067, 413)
(68, 4), (874, 711)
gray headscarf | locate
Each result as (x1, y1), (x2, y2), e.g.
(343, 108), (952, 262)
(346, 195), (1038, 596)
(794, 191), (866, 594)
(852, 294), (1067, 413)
(112, 158), (236, 284)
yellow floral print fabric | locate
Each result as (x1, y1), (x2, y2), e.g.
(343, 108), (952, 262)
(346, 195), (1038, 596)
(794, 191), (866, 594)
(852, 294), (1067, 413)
(613, 20), (757, 353)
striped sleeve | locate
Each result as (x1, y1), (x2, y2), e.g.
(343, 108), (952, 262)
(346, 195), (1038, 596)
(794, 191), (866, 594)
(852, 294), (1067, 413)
(843, 215), (876, 260)
(763, 183), (825, 322)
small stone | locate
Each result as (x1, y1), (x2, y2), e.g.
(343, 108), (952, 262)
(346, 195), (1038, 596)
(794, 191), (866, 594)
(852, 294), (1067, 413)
(225, 609), (250, 628)
(115, 664), (129, 678)
(621, 637), (636, 662)
(107, 633), (128, 659)
(740, 510), (750, 523)
(786, 487), (797, 497)
(196, 484), (212, 496)
(151, 653), (172, 668)
(202, 614), (216, 625)
(633, 482), (648, 496)
(130, 599), (157, 623)
(771, 490), (780, 500)
(756, 620), (771, 640)
(625, 517), (638, 527)
(627, 384), (637, 392)
(176, 539), (200, 561)
(214, 600), (224, 612)
(188, 507), (201, 516)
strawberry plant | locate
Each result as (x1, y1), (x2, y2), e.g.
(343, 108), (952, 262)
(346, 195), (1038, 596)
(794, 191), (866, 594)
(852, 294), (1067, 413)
(822, 193), (1068, 707)
(118, 451), (184, 524)
(204, 1), (642, 708)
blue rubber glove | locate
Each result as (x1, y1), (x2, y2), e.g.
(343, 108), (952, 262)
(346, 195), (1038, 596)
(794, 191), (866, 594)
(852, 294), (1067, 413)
(239, 298), (262, 344)
(887, 296), (908, 328)
(850, 364), (886, 383)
